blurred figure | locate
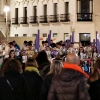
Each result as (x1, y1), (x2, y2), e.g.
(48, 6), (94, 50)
(36, 50), (51, 78)
(22, 41), (28, 51)
(9, 50), (15, 59)
(40, 41), (45, 51)
(88, 58), (100, 100)
(13, 41), (20, 50)
(23, 58), (43, 100)
(48, 53), (90, 100)
(26, 43), (35, 58)
(8, 42), (15, 51)
(0, 59), (33, 100)
(40, 60), (63, 100)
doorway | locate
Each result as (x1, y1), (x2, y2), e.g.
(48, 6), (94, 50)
(79, 33), (91, 46)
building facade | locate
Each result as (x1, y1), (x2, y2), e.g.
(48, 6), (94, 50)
(0, 0), (10, 39)
(10, 0), (100, 44)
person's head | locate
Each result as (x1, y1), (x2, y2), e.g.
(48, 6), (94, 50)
(9, 50), (15, 59)
(90, 58), (100, 82)
(44, 41), (48, 46)
(36, 50), (50, 66)
(26, 58), (38, 68)
(56, 42), (61, 48)
(93, 47), (98, 53)
(42, 41), (45, 46)
(62, 44), (65, 49)
(45, 46), (50, 51)
(9, 42), (13, 48)
(29, 41), (33, 44)
(79, 47), (84, 52)
(2, 59), (22, 76)
(70, 42), (74, 47)
(13, 41), (16, 45)
(24, 41), (27, 46)
(52, 50), (60, 58)
(66, 53), (79, 65)
(50, 40), (53, 44)
(48, 60), (63, 75)
(28, 43), (32, 50)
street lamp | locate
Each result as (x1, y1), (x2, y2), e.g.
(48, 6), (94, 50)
(4, 6), (10, 41)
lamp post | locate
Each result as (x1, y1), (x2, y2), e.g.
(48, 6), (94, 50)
(4, 6), (10, 41)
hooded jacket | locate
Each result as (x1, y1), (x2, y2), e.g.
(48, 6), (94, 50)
(48, 63), (90, 100)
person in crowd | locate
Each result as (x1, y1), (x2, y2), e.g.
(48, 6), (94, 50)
(61, 44), (67, 57)
(48, 53), (90, 100)
(40, 41), (45, 51)
(44, 41), (49, 47)
(50, 40), (55, 48)
(39, 60), (63, 100)
(13, 41), (20, 50)
(21, 51), (27, 72)
(56, 42), (63, 56)
(23, 58), (43, 100)
(36, 50), (51, 78)
(26, 43), (35, 58)
(0, 40), (4, 67)
(22, 41), (28, 51)
(68, 42), (76, 53)
(8, 42), (15, 52)
(0, 59), (33, 100)
(88, 58), (100, 100)
(92, 47), (98, 64)
(45, 46), (52, 60)
(9, 50), (15, 59)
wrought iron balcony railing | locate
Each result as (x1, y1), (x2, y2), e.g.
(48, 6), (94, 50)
(60, 14), (70, 22)
(77, 13), (93, 21)
(29, 16), (38, 23)
(19, 17), (28, 24)
(39, 15), (48, 23)
(12, 18), (18, 24)
(49, 15), (59, 22)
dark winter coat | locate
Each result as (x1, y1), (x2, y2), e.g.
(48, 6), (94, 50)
(48, 63), (90, 100)
(88, 79), (100, 100)
(38, 62), (50, 78)
(0, 70), (33, 100)
(39, 74), (54, 100)
(23, 70), (43, 100)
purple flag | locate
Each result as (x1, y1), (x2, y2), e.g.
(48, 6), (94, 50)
(72, 32), (74, 43)
(48, 30), (52, 46)
(35, 30), (40, 52)
(70, 35), (72, 43)
(97, 39), (99, 53)
(96, 31), (98, 47)
(93, 39), (95, 46)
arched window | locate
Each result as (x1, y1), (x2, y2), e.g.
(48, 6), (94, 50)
(77, 0), (93, 21)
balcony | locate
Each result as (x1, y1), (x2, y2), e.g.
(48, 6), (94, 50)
(12, 18), (18, 24)
(39, 15), (48, 23)
(60, 14), (70, 22)
(29, 16), (38, 24)
(49, 15), (59, 23)
(19, 17), (28, 24)
(77, 13), (93, 21)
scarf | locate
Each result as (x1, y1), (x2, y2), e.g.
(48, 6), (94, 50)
(25, 67), (40, 75)
(63, 63), (90, 79)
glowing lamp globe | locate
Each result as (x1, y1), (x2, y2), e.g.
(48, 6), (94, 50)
(4, 6), (10, 12)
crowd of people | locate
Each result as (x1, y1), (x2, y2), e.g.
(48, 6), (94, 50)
(0, 39), (99, 100)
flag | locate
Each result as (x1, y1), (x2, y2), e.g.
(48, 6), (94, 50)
(48, 30), (52, 46)
(72, 32), (74, 43)
(35, 30), (40, 52)
(70, 35), (72, 43)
